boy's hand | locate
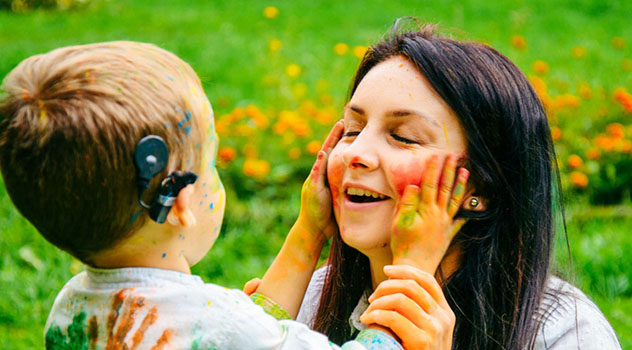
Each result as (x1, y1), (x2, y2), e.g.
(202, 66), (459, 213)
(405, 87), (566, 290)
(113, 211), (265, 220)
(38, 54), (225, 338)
(296, 120), (344, 242)
(391, 154), (469, 273)
(243, 278), (261, 296)
(361, 265), (455, 350)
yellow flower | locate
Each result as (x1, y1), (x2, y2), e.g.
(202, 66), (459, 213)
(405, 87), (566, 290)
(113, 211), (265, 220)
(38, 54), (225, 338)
(285, 64), (301, 78)
(306, 140), (322, 155)
(571, 46), (587, 58)
(612, 37), (626, 49)
(263, 6), (279, 19)
(333, 43), (349, 56)
(269, 39), (282, 52)
(292, 83), (308, 99)
(353, 46), (368, 59)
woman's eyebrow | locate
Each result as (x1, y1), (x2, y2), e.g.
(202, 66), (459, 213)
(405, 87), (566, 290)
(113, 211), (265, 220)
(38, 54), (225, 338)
(387, 109), (440, 129)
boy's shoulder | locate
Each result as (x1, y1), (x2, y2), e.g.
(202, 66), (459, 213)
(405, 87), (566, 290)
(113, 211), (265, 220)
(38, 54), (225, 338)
(44, 267), (277, 349)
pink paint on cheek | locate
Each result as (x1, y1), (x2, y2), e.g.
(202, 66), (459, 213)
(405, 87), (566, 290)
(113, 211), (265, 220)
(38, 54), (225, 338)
(389, 159), (425, 196)
(327, 152), (345, 215)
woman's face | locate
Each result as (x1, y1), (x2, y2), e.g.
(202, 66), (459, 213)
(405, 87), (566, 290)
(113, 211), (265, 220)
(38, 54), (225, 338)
(327, 56), (468, 257)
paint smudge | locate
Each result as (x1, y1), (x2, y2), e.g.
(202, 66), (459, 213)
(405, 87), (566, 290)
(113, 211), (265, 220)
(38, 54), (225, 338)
(161, 253), (166, 258)
(443, 123), (449, 146)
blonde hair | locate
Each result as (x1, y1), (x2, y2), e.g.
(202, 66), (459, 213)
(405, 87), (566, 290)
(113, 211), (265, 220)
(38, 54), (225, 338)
(0, 41), (212, 262)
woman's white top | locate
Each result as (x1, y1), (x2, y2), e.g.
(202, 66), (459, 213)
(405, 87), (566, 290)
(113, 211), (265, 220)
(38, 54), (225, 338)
(297, 267), (621, 349)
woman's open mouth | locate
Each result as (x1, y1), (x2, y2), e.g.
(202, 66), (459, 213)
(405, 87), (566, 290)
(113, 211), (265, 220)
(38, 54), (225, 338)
(345, 187), (390, 203)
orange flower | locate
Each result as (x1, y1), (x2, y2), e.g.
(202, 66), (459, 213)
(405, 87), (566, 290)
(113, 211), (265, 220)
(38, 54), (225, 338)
(306, 140), (322, 155)
(567, 154), (583, 169)
(606, 123), (625, 139)
(586, 147), (601, 160)
(554, 94), (580, 109)
(218, 146), (237, 163)
(578, 82), (592, 100)
(532, 60), (550, 75)
(263, 6), (279, 19)
(622, 140), (632, 153)
(510, 35), (527, 50)
(613, 87), (632, 113)
(571, 46), (586, 58)
(333, 43), (349, 56)
(243, 159), (270, 179)
(288, 147), (301, 159)
(595, 135), (615, 151)
(551, 126), (562, 141)
(623, 59), (632, 72)
(569, 171), (588, 189)
(612, 37), (626, 49)
(242, 144), (258, 159)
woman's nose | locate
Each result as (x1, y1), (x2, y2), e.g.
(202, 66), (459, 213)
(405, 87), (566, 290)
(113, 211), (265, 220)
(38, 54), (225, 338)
(342, 131), (379, 171)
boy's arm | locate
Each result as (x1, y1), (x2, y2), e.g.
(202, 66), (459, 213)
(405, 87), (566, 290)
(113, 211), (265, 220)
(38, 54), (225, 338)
(254, 121), (344, 318)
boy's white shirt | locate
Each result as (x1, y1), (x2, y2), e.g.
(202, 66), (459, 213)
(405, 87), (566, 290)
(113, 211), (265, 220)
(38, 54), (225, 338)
(297, 267), (622, 350)
(45, 266), (401, 350)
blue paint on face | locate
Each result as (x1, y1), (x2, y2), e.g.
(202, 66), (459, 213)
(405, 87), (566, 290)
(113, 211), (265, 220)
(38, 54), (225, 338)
(164, 124), (169, 129)
(161, 253), (167, 258)
(184, 111), (192, 121)
(167, 76), (174, 81)
(184, 126), (191, 135)
(204, 193), (208, 198)
(210, 202), (214, 211)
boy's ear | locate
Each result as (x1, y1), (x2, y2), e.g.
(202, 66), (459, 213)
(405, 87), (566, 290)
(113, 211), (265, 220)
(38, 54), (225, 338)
(166, 184), (197, 227)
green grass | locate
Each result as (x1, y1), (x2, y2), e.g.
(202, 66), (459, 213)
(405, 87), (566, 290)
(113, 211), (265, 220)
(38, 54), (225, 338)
(1, 0), (631, 348)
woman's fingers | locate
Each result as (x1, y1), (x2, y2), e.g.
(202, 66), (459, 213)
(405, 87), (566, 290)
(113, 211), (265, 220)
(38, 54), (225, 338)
(447, 168), (469, 218)
(321, 120), (344, 154)
(382, 265), (449, 308)
(242, 278), (261, 296)
(437, 154), (457, 209)
(360, 310), (429, 349)
(368, 278), (438, 314)
(421, 155), (440, 207)
(363, 293), (434, 331)
(395, 185), (420, 230)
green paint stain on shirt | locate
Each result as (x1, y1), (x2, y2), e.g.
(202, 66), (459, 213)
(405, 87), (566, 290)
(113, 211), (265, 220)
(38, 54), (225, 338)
(45, 312), (89, 350)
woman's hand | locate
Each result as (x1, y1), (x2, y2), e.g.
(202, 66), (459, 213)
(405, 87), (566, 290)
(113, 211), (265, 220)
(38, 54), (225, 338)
(296, 120), (344, 242)
(390, 153), (469, 273)
(243, 278), (261, 296)
(360, 265), (455, 350)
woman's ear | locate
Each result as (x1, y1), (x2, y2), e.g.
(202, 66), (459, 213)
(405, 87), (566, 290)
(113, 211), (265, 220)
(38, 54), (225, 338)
(166, 184), (197, 227)
(462, 190), (487, 211)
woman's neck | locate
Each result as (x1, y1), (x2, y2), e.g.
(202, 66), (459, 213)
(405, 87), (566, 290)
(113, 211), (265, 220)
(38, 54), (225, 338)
(367, 249), (393, 290)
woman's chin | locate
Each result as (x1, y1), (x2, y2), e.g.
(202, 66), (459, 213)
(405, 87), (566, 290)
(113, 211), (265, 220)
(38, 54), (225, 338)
(339, 224), (391, 254)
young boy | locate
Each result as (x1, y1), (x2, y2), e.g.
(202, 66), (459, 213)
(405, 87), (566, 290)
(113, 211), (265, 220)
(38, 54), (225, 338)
(0, 41), (408, 349)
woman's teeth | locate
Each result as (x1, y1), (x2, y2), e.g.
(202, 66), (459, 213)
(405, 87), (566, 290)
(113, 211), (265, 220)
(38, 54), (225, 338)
(346, 187), (386, 200)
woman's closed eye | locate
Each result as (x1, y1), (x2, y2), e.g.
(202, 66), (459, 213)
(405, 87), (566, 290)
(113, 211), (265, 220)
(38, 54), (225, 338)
(391, 133), (417, 144)
(343, 131), (361, 138)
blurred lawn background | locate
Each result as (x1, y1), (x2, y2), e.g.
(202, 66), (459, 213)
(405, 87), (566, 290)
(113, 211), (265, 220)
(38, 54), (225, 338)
(1, 0), (631, 348)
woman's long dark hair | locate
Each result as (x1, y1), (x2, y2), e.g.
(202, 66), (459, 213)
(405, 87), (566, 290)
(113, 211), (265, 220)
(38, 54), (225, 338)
(313, 22), (560, 349)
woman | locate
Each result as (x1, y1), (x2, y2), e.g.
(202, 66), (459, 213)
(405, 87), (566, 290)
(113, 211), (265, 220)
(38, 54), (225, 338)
(295, 22), (621, 349)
